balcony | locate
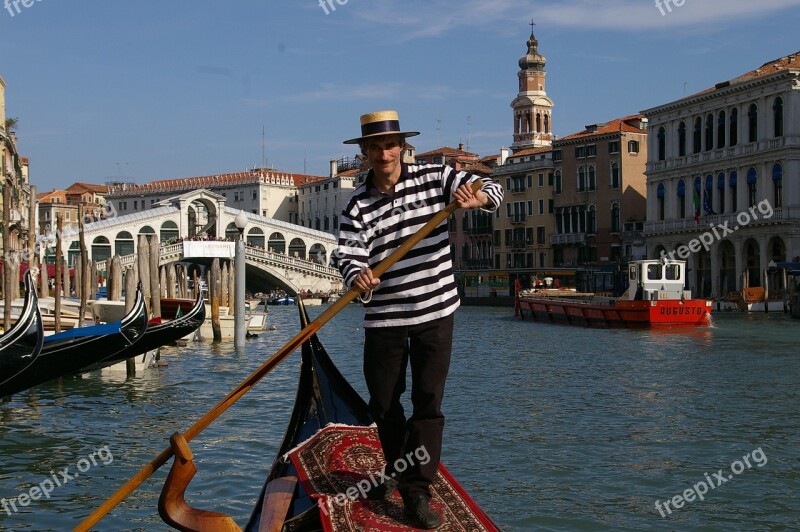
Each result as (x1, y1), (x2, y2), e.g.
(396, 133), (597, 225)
(646, 138), (789, 174)
(507, 239), (531, 250)
(493, 158), (554, 175)
(510, 214), (527, 225)
(510, 187), (527, 194)
(550, 233), (586, 245)
(466, 226), (492, 236)
(643, 207), (795, 235)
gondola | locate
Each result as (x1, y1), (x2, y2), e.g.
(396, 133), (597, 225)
(158, 302), (500, 531)
(0, 272), (44, 389)
(0, 286), (148, 398)
(79, 291), (205, 373)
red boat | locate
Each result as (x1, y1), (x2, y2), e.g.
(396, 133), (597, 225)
(515, 259), (712, 327)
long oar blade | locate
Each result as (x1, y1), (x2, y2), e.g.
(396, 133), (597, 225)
(74, 180), (484, 531)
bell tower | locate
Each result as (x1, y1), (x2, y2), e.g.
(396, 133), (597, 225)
(511, 21), (554, 151)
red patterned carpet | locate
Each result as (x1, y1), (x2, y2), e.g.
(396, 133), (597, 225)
(289, 424), (499, 531)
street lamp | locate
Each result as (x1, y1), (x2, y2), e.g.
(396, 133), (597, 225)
(234, 210), (247, 348)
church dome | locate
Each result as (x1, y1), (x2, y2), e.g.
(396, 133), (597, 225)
(519, 32), (546, 71)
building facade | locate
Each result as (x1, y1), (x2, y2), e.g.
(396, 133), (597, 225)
(551, 116), (648, 273)
(642, 51), (799, 298)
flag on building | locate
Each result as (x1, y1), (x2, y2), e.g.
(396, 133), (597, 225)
(703, 189), (715, 215)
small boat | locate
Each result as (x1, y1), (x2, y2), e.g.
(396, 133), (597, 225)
(516, 259), (712, 327)
(80, 292), (205, 373)
(0, 286), (148, 398)
(245, 301), (269, 333)
(268, 296), (295, 306)
(0, 272), (44, 390)
(158, 302), (500, 531)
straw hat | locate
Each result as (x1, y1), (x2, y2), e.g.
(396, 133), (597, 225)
(343, 110), (420, 144)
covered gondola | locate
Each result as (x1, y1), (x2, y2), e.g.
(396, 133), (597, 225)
(0, 272), (44, 389)
(0, 286), (147, 398)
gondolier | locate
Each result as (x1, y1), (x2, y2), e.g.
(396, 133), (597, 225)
(335, 110), (504, 529)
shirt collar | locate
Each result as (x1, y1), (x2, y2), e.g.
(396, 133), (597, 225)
(365, 162), (409, 197)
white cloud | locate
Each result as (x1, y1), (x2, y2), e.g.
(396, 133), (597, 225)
(351, 0), (800, 35)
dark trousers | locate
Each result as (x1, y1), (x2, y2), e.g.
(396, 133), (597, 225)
(363, 314), (454, 499)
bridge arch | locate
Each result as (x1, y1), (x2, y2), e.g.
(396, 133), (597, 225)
(160, 220), (179, 243)
(269, 232), (286, 254)
(247, 227), (265, 248)
(91, 236), (112, 262)
(115, 231), (134, 256)
(288, 238), (306, 259)
(309, 243), (327, 264)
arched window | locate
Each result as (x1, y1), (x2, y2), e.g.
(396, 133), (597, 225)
(91, 236), (112, 262)
(657, 127), (666, 161)
(717, 173), (726, 213)
(677, 121), (686, 156)
(729, 171), (738, 212)
(773, 97), (784, 137)
(693, 117), (702, 153)
(717, 110), (726, 149)
(587, 205), (596, 234)
(729, 108), (738, 146)
(610, 162), (620, 189)
(588, 166), (596, 190)
(772, 163), (783, 208)
(677, 179), (686, 218)
(536, 113), (542, 133)
(746, 168), (758, 207)
(544, 114), (549, 134)
(611, 202), (620, 233)
(705, 113), (714, 151)
(578, 167), (585, 192)
(693, 177), (702, 219)
(748, 103), (758, 143)
(657, 183), (665, 221)
(705, 174), (714, 213)
(554, 170), (562, 194)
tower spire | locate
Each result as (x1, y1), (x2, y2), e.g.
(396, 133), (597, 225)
(510, 22), (553, 151)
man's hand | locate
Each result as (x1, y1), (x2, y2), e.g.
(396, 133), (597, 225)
(453, 183), (489, 209)
(354, 267), (380, 293)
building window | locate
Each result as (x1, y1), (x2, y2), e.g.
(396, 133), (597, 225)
(772, 163), (783, 208)
(705, 113), (714, 151)
(747, 168), (757, 207)
(657, 127), (666, 161)
(628, 140), (640, 153)
(693, 117), (702, 153)
(677, 122), (686, 157)
(611, 203), (620, 233)
(578, 168), (585, 191)
(608, 140), (620, 154)
(134, 200), (138, 209)
(324, 216), (329, 230)
(717, 173), (726, 213)
(729, 108), (738, 146)
(575, 146), (586, 158)
(610, 162), (620, 189)
(586, 144), (596, 157)
(527, 200), (533, 216)
(657, 183), (665, 221)
(748, 103), (758, 143)
(705, 174), (714, 212)
(587, 206), (596, 234)
(553, 149), (562, 162)
(537, 226), (545, 245)
(554, 171), (562, 194)
(717, 110), (726, 149)
(677, 179), (686, 218)
(588, 166), (596, 190)
(549, 199), (554, 213)
(538, 199), (544, 215)
(773, 97), (784, 137)
(538, 173), (544, 187)
(730, 171), (738, 212)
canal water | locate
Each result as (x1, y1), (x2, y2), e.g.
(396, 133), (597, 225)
(1, 304), (799, 530)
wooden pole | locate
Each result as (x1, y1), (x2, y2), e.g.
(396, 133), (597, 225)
(73, 181), (486, 532)
(220, 261), (229, 310)
(150, 236), (161, 318)
(227, 259), (235, 316)
(78, 206), (88, 327)
(2, 180), (11, 331)
(55, 213), (63, 333)
(11, 252), (20, 299)
(192, 269), (198, 299)
(167, 264), (176, 299)
(110, 256), (122, 301)
(39, 243), (49, 298)
(138, 235), (151, 314)
(89, 259), (98, 300)
(210, 258), (221, 342)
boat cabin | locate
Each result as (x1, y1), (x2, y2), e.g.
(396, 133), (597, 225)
(622, 259), (692, 301)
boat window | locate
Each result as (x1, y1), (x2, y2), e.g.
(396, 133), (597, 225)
(647, 264), (662, 280)
(665, 265), (680, 280)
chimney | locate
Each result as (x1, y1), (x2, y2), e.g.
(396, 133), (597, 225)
(500, 148), (510, 166)
(458, 142), (464, 151)
(330, 159), (338, 177)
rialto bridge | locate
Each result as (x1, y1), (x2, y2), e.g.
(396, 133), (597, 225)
(53, 189), (343, 294)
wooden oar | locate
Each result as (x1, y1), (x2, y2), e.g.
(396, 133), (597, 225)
(74, 179), (486, 531)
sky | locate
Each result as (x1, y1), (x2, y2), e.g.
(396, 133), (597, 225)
(2, 0), (799, 191)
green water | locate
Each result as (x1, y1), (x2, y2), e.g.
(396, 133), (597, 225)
(1, 305), (799, 530)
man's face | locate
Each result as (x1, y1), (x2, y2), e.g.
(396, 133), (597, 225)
(365, 135), (403, 182)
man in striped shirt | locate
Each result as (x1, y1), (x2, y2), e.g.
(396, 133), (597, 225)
(335, 110), (503, 528)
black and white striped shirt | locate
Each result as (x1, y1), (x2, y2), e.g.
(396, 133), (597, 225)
(335, 163), (504, 327)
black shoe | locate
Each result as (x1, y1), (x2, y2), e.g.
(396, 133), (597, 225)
(367, 477), (398, 501)
(403, 493), (440, 529)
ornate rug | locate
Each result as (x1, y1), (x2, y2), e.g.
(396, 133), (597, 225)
(288, 424), (499, 531)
